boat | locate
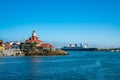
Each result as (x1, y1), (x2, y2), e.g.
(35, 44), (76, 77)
(61, 43), (97, 51)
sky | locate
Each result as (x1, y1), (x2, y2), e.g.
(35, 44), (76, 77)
(0, 0), (120, 48)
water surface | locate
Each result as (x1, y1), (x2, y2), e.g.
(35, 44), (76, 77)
(0, 51), (120, 80)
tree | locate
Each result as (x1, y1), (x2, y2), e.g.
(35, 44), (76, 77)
(30, 42), (37, 52)
(20, 42), (26, 53)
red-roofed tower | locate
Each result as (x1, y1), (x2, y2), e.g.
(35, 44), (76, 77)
(25, 31), (43, 44)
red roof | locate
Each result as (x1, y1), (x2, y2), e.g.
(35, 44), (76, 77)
(4, 43), (12, 48)
(0, 40), (3, 42)
(26, 40), (41, 43)
(25, 36), (43, 43)
(40, 43), (54, 48)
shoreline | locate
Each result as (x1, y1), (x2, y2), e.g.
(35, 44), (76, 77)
(0, 50), (68, 57)
(1, 49), (120, 57)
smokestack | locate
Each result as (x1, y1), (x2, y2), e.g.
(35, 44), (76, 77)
(70, 44), (72, 47)
(75, 44), (77, 47)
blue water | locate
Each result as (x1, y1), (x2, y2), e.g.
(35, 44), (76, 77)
(1, 51), (120, 80)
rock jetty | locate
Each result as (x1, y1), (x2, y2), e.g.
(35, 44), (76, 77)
(23, 50), (68, 56)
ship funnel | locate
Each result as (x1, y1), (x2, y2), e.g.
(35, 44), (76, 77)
(70, 44), (72, 47)
(75, 44), (77, 47)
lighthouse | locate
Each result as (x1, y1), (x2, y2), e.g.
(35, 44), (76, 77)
(26, 30), (42, 43)
(32, 30), (37, 36)
(25, 31), (54, 50)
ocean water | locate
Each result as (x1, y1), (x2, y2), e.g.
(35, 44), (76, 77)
(0, 51), (120, 80)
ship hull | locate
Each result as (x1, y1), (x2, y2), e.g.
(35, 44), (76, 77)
(61, 48), (97, 51)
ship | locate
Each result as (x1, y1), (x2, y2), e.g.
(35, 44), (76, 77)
(61, 43), (97, 51)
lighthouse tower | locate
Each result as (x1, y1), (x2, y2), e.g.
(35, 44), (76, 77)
(25, 30), (42, 43)
(32, 30), (37, 36)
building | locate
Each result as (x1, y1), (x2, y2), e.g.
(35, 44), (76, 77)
(0, 40), (4, 50)
(25, 31), (54, 50)
(4, 42), (12, 49)
(2, 42), (21, 56)
(12, 41), (20, 49)
(26, 31), (43, 44)
(3, 41), (20, 49)
(39, 43), (54, 50)
(0, 40), (3, 46)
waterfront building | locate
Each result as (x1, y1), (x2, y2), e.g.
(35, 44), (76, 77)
(4, 41), (20, 49)
(38, 43), (54, 50)
(26, 31), (43, 44)
(4, 42), (12, 49)
(12, 41), (20, 49)
(25, 31), (54, 50)
(0, 40), (4, 50)
(0, 40), (3, 46)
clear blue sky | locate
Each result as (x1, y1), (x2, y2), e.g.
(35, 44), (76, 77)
(0, 0), (120, 47)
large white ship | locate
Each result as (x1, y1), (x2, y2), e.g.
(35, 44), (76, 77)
(61, 43), (97, 51)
